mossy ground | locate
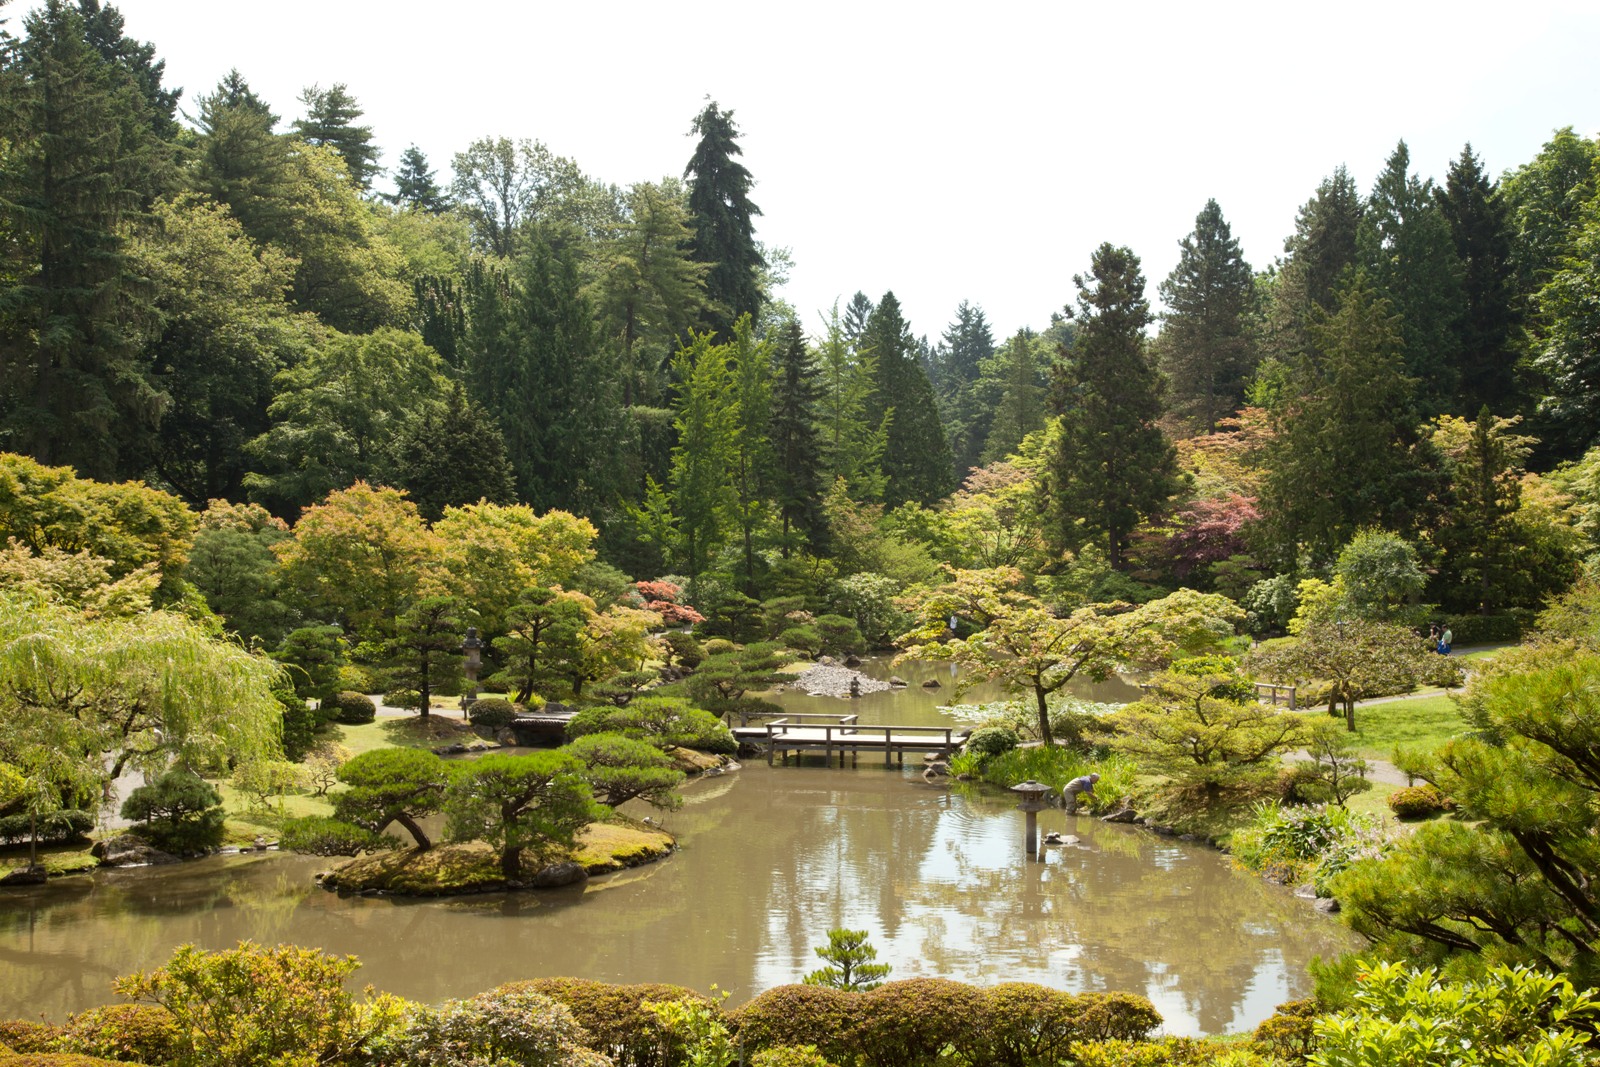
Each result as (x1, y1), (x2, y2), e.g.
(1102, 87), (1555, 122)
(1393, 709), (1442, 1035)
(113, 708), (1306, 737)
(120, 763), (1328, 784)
(323, 820), (675, 895)
(0, 841), (99, 879)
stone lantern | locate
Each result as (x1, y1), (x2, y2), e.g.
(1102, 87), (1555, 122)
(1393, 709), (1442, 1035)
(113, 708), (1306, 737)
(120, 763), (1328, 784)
(460, 627), (483, 715)
(1010, 779), (1054, 857)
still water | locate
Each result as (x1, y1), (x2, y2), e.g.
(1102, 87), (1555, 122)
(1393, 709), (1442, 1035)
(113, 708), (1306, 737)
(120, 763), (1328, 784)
(0, 662), (1359, 1035)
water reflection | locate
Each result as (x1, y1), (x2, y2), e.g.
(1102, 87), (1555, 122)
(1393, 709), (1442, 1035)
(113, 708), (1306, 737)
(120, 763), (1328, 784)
(0, 660), (1356, 1034)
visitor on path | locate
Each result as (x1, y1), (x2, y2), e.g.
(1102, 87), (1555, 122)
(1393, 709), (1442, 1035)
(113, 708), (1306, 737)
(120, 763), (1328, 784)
(1428, 623), (1441, 651)
(1063, 773), (1099, 814)
(1439, 626), (1453, 656)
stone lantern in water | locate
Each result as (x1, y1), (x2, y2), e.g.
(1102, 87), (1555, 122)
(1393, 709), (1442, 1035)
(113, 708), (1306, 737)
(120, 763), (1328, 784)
(460, 628), (483, 715)
(1010, 779), (1054, 857)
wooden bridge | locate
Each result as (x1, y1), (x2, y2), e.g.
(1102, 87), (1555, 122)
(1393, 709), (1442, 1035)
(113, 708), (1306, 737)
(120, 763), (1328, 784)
(732, 713), (971, 767)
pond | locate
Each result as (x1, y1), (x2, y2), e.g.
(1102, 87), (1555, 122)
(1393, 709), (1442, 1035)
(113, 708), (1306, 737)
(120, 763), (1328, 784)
(0, 661), (1359, 1035)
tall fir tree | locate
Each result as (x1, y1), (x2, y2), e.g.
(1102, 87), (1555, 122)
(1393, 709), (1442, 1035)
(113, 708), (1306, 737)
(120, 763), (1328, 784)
(385, 385), (517, 521)
(768, 318), (827, 553)
(1048, 244), (1179, 570)
(817, 302), (888, 500)
(1259, 167), (1365, 373)
(861, 292), (955, 507)
(684, 100), (763, 338)
(1438, 145), (1521, 416)
(461, 228), (621, 514)
(668, 332), (738, 579)
(980, 328), (1050, 463)
(1257, 273), (1439, 566)
(386, 145), (450, 212)
(726, 316), (774, 592)
(940, 300), (998, 477)
(190, 71), (292, 242)
(293, 83), (380, 190)
(0, 0), (170, 478)
(1359, 140), (1465, 412)
(1156, 199), (1256, 432)
(842, 291), (874, 351)
(78, 0), (180, 141)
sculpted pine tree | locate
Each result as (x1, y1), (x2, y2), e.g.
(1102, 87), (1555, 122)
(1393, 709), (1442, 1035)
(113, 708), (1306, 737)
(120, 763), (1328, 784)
(1049, 244), (1179, 570)
(1157, 199), (1256, 432)
(1438, 145), (1521, 416)
(684, 100), (764, 338)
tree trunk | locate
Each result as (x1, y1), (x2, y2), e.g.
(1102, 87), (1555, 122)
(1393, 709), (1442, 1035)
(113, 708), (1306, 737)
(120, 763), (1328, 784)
(392, 812), (432, 850)
(1035, 686), (1053, 746)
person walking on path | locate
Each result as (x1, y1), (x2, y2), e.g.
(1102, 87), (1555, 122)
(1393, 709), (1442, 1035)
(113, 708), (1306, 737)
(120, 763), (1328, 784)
(1440, 626), (1453, 656)
(1063, 773), (1099, 814)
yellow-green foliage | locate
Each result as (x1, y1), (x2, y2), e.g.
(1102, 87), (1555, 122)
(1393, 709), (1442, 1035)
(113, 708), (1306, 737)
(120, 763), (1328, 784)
(572, 822), (675, 874)
(59, 1004), (181, 1065)
(0, 1021), (64, 1054)
(501, 978), (713, 1067)
(0, 1055), (143, 1067)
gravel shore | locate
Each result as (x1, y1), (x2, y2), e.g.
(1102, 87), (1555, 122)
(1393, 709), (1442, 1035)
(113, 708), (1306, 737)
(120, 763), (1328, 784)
(790, 662), (892, 699)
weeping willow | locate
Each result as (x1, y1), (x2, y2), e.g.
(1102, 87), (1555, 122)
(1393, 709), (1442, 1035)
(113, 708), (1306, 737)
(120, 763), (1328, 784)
(0, 592), (285, 809)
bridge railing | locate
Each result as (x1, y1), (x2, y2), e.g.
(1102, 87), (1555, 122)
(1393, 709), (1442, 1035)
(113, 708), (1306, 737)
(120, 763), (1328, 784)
(1254, 682), (1297, 709)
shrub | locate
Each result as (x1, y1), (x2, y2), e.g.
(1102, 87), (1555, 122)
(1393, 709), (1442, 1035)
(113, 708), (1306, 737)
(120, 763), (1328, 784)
(701, 639), (736, 657)
(501, 978), (713, 1067)
(61, 1003), (181, 1064)
(662, 631), (705, 670)
(329, 691), (376, 725)
(750, 1046), (834, 1067)
(567, 697), (736, 755)
(0, 1020), (64, 1054)
(969, 984), (1112, 1067)
(850, 979), (985, 1067)
(1439, 613), (1521, 645)
(729, 986), (856, 1066)
(0, 809), (93, 846)
(112, 941), (393, 1067)
(0, 1056), (138, 1067)
(813, 615), (867, 657)
(279, 816), (401, 857)
(1387, 784), (1452, 819)
(468, 697), (517, 729)
(1073, 992), (1167, 1041)
(395, 986), (608, 1067)
(1069, 1037), (1230, 1067)
(120, 769), (225, 855)
(965, 726), (1019, 761)
(1250, 998), (1319, 1063)
(779, 625), (822, 658)
(383, 688), (423, 711)
(337, 664), (377, 694)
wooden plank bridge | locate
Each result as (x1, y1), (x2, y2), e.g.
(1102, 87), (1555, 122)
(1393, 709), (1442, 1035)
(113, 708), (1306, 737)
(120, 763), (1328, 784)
(732, 713), (970, 767)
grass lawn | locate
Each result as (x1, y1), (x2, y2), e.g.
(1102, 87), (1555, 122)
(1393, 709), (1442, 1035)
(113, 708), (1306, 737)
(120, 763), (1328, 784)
(332, 714), (477, 758)
(1319, 694), (1471, 760)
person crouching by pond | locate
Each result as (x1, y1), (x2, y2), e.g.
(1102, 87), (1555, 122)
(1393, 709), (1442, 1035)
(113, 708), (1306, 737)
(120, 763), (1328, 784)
(1063, 773), (1099, 814)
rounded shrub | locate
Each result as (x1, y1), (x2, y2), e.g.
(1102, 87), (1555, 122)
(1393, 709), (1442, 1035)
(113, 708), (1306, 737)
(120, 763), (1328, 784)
(814, 615), (867, 657)
(1, 1055), (139, 1067)
(395, 986), (608, 1067)
(120, 769), (225, 855)
(851, 979), (985, 1067)
(967, 983), (1161, 1067)
(730, 985), (856, 1065)
(1388, 784), (1453, 819)
(701, 638), (736, 657)
(329, 691), (377, 725)
(751, 1046), (835, 1067)
(468, 698), (517, 729)
(501, 978), (713, 1067)
(779, 625), (822, 658)
(62, 1004), (180, 1065)
(0, 1021), (64, 1054)
(383, 689), (422, 711)
(965, 726), (1020, 761)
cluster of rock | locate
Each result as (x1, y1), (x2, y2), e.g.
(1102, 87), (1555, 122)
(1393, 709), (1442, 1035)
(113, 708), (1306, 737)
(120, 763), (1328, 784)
(790, 660), (893, 698)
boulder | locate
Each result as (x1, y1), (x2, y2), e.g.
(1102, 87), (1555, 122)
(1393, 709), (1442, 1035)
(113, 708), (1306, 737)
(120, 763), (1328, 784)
(92, 834), (180, 867)
(526, 861), (588, 889)
(1313, 897), (1341, 914)
(888, 676), (908, 688)
(843, 655), (862, 667)
(0, 865), (48, 886)
(921, 678), (942, 688)
(1100, 806), (1140, 824)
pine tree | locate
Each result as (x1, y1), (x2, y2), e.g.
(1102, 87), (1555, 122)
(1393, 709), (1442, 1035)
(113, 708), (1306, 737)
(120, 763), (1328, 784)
(684, 100), (763, 338)
(1260, 168), (1365, 371)
(1359, 141), (1465, 412)
(980, 328), (1050, 463)
(1257, 274), (1439, 566)
(387, 145), (449, 212)
(1438, 145), (1521, 416)
(461, 230), (621, 514)
(861, 292), (954, 507)
(190, 71), (293, 242)
(940, 300), (998, 477)
(0, 0), (170, 478)
(1156, 199), (1256, 431)
(77, 0), (180, 141)
(816, 302), (888, 501)
(293, 83), (379, 190)
(1048, 244), (1179, 570)
(842, 291), (874, 351)
(726, 316), (774, 592)
(768, 318), (827, 554)
(386, 385), (517, 522)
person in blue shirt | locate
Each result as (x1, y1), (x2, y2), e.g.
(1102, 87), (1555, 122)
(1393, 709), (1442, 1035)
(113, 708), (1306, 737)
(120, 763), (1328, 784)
(1063, 772), (1099, 814)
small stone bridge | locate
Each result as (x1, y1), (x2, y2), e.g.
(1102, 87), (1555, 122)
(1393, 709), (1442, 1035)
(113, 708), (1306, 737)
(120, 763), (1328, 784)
(732, 713), (970, 767)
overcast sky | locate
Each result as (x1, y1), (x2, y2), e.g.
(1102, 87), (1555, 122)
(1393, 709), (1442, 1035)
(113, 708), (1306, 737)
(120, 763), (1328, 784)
(42, 0), (1600, 342)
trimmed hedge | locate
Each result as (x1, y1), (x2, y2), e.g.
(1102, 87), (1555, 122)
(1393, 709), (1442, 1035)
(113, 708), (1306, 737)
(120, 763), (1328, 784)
(61, 1004), (181, 1065)
(731, 985), (857, 1066)
(1439, 613), (1523, 645)
(328, 691), (376, 725)
(851, 978), (984, 1067)
(0, 1021), (65, 1054)
(1388, 784), (1453, 819)
(501, 978), (713, 1067)
(467, 698), (517, 729)
(0, 809), (93, 846)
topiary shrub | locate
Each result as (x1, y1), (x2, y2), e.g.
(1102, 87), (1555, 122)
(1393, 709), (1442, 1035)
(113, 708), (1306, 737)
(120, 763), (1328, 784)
(279, 816), (401, 857)
(395, 986), (608, 1067)
(850, 979), (985, 1067)
(779, 625), (822, 658)
(662, 631), (705, 670)
(0, 1020), (65, 1054)
(468, 698), (517, 729)
(814, 615), (867, 657)
(567, 697), (736, 755)
(701, 638), (736, 657)
(503, 978), (712, 1067)
(965, 726), (1019, 761)
(1071, 993), (1165, 1042)
(383, 689), (423, 712)
(967, 984), (1162, 1067)
(1250, 998), (1319, 1063)
(729, 985), (857, 1066)
(120, 769), (225, 855)
(1387, 784), (1453, 820)
(329, 691), (376, 725)
(61, 1003), (181, 1065)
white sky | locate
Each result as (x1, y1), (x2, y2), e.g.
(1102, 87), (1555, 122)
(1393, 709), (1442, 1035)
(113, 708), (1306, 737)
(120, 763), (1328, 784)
(43, 0), (1600, 342)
